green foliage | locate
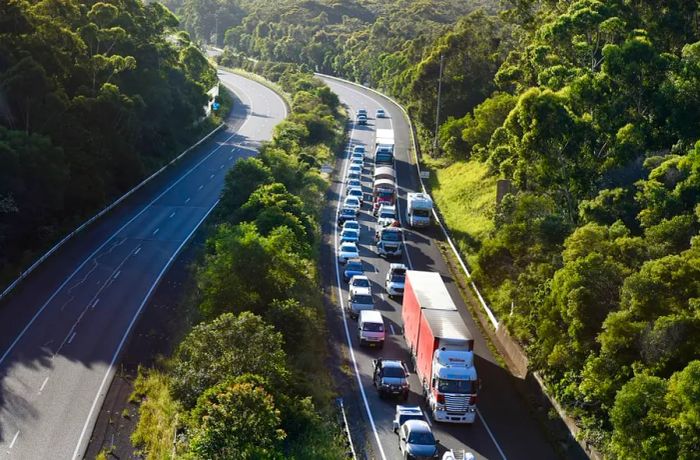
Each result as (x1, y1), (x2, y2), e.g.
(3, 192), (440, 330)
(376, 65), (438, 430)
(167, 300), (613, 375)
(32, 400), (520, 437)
(0, 0), (217, 275)
(171, 311), (289, 409)
(187, 377), (285, 459)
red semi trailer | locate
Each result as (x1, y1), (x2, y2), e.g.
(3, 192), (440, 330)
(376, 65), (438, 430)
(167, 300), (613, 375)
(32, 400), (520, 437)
(402, 270), (479, 424)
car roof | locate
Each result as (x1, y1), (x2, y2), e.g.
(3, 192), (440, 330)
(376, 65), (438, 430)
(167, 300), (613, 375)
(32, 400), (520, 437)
(345, 258), (362, 265)
(340, 242), (357, 248)
(404, 419), (431, 432)
(342, 227), (359, 233)
(396, 405), (423, 415)
(343, 220), (359, 225)
(351, 287), (371, 296)
(350, 274), (369, 281)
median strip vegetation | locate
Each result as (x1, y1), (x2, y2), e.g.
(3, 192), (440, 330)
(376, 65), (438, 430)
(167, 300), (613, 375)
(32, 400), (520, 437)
(131, 66), (348, 459)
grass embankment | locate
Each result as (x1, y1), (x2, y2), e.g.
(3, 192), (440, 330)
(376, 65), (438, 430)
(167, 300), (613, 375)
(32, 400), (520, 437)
(424, 156), (496, 264)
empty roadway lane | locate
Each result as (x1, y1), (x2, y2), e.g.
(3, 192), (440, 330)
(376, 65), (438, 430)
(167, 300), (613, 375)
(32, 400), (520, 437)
(0, 70), (287, 459)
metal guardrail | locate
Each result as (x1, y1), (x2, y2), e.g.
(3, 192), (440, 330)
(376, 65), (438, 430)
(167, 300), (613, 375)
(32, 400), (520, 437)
(0, 122), (226, 303)
(315, 73), (501, 330)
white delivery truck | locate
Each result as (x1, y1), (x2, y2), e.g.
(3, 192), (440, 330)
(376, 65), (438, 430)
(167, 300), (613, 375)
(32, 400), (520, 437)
(406, 192), (433, 228)
(374, 129), (395, 166)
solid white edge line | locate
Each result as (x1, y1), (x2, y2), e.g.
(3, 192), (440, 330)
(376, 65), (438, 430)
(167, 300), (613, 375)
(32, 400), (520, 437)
(478, 409), (507, 460)
(325, 76), (509, 460)
(0, 90), (252, 369)
(9, 430), (19, 449)
(71, 199), (220, 460)
(334, 121), (387, 460)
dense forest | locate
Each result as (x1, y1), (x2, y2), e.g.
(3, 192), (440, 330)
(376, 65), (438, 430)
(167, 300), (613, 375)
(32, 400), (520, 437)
(0, 0), (216, 280)
(171, 0), (700, 456)
(131, 65), (348, 459)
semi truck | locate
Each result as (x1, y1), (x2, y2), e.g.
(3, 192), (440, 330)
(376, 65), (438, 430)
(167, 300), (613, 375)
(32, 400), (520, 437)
(406, 192), (433, 228)
(374, 128), (395, 166)
(402, 270), (478, 424)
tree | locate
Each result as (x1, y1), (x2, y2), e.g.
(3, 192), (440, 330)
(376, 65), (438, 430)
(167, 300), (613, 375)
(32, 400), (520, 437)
(610, 373), (676, 459)
(188, 377), (285, 459)
(665, 361), (700, 458)
(170, 311), (289, 409)
(217, 157), (273, 219)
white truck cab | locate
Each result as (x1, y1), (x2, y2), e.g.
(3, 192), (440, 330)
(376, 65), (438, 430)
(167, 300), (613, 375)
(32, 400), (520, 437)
(430, 347), (478, 423)
(406, 192), (433, 228)
(358, 310), (385, 347)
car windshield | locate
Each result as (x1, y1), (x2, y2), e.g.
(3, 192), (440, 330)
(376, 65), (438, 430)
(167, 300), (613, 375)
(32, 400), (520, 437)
(354, 147), (365, 153)
(350, 190), (362, 196)
(381, 231), (401, 242)
(437, 378), (475, 394)
(408, 430), (435, 445)
(382, 366), (406, 378)
(413, 209), (431, 217)
(377, 190), (394, 199)
(352, 278), (370, 288)
(379, 211), (395, 219)
(341, 244), (356, 252)
(352, 294), (373, 304)
(344, 222), (359, 229)
(345, 198), (359, 205)
(341, 210), (354, 217)
(346, 262), (363, 271)
(391, 274), (406, 283)
(363, 322), (384, 332)
(343, 230), (358, 237)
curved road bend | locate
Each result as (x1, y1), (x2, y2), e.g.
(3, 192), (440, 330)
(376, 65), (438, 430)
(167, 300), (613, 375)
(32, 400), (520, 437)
(319, 76), (559, 460)
(0, 70), (287, 459)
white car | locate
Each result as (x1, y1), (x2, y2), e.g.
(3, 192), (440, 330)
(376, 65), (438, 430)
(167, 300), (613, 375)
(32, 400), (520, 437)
(342, 220), (360, 232)
(347, 178), (362, 189)
(348, 164), (362, 176)
(376, 108), (386, 118)
(337, 242), (359, 264)
(377, 204), (397, 227)
(346, 186), (364, 203)
(349, 275), (372, 295)
(385, 263), (407, 298)
(340, 228), (360, 243)
(351, 152), (364, 162)
(343, 196), (362, 212)
(392, 405), (425, 432)
(346, 171), (361, 182)
(350, 157), (364, 168)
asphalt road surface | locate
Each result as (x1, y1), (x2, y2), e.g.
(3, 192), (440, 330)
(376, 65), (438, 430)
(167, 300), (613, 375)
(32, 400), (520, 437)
(319, 75), (559, 460)
(0, 70), (286, 459)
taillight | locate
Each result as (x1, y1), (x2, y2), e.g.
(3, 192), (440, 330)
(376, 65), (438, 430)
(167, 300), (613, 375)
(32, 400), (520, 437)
(469, 394), (477, 405)
(436, 393), (445, 404)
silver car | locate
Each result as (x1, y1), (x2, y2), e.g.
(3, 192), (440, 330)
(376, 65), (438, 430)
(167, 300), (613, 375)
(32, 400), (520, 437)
(398, 420), (439, 459)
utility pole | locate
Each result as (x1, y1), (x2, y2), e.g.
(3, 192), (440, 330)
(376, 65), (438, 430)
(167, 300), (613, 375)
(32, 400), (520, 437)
(433, 54), (445, 155)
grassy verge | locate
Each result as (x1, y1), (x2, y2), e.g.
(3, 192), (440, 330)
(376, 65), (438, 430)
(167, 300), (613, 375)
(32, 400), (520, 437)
(424, 156), (496, 263)
(130, 368), (180, 460)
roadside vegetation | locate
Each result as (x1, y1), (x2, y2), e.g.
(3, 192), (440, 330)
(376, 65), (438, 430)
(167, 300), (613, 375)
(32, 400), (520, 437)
(131, 66), (348, 459)
(0, 0), (219, 285)
(169, 0), (700, 455)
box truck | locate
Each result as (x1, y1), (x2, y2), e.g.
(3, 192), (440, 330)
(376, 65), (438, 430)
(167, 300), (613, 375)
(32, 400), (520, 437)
(402, 270), (478, 423)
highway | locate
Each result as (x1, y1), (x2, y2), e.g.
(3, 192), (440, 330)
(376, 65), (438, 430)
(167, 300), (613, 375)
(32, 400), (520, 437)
(319, 75), (559, 460)
(0, 70), (287, 459)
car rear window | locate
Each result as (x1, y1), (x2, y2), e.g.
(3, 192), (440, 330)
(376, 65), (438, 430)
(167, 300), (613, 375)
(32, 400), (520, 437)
(352, 294), (373, 304)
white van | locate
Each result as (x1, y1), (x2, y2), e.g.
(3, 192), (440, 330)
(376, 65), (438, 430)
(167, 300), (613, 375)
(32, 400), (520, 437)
(358, 310), (386, 347)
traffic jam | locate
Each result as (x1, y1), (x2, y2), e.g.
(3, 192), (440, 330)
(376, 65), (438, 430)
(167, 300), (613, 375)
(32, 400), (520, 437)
(335, 107), (480, 460)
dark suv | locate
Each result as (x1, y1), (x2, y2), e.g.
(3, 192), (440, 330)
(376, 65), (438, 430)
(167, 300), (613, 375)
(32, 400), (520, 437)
(372, 358), (410, 400)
